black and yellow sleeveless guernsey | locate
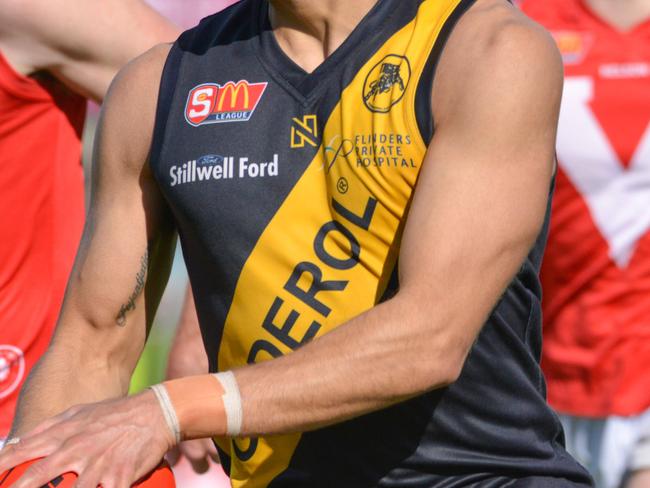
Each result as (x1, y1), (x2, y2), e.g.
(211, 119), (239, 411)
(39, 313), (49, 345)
(150, 0), (593, 486)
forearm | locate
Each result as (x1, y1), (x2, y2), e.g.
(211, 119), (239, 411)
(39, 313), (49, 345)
(10, 245), (155, 436)
(10, 156), (177, 439)
(159, 215), (538, 440)
(11, 339), (126, 437)
(237, 294), (453, 435)
(11, 255), (152, 437)
(160, 292), (461, 441)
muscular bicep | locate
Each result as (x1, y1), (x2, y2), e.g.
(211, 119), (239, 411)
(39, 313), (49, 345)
(398, 7), (562, 368)
(51, 46), (176, 381)
(0, 0), (178, 101)
(49, 0), (178, 101)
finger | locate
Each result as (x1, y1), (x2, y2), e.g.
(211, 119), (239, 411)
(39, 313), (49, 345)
(101, 450), (161, 488)
(0, 443), (22, 475)
(165, 447), (181, 467)
(182, 440), (210, 473)
(204, 440), (221, 464)
(181, 439), (206, 460)
(0, 435), (58, 476)
(72, 461), (103, 488)
(11, 416), (74, 459)
(113, 466), (136, 488)
(208, 451), (221, 464)
(189, 455), (210, 474)
(132, 455), (170, 486)
(10, 454), (78, 488)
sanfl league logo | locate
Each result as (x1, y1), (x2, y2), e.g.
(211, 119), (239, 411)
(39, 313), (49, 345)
(185, 80), (268, 127)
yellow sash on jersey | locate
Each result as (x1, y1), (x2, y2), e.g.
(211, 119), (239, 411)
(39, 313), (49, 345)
(216, 0), (464, 485)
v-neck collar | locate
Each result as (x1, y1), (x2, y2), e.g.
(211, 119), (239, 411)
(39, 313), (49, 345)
(254, 0), (399, 102)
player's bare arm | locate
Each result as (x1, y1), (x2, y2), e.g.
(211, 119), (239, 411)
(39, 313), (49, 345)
(231, 1), (563, 435)
(0, 0), (178, 101)
(0, 1), (564, 486)
(11, 42), (176, 430)
(1, 44), (179, 486)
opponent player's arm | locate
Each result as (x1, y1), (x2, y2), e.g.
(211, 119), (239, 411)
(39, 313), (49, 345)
(9, 44), (176, 437)
(0, 0), (178, 101)
(150, 7), (564, 438)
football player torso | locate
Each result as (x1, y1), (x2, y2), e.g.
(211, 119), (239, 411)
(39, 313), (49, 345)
(151, 0), (592, 485)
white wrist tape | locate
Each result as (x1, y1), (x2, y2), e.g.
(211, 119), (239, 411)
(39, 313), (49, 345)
(150, 384), (182, 444)
(213, 371), (243, 436)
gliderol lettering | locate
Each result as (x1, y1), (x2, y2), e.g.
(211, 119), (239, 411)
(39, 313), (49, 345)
(234, 196), (378, 461)
(169, 154), (279, 187)
(246, 197), (377, 374)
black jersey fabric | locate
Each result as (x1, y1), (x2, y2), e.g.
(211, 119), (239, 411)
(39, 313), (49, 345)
(149, 0), (594, 486)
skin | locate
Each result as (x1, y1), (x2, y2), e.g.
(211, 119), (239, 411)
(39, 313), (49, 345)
(0, 0), (180, 476)
(268, 0), (388, 72)
(0, 0), (178, 101)
(0, 0), (564, 486)
(165, 287), (220, 474)
(584, 0), (650, 31)
(629, 471), (650, 488)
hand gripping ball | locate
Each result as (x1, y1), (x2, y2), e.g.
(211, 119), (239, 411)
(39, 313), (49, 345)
(0, 458), (175, 487)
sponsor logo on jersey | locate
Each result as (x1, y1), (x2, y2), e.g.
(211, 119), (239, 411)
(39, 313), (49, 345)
(290, 115), (319, 148)
(0, 345), (25, 400)
(362, 55), (411, 113)
(185, 80), (268, 127)
(324, 133), (417, 172)
(170, 153), (279, 187)
(245, 194), (378, 372)
(599, 63), (650, 79)
(551, 31), (593, 65)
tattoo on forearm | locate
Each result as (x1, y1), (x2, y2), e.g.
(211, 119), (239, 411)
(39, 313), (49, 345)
(116, 250), (148, 326)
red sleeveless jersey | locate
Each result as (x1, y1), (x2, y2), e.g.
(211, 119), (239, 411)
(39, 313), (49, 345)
(0, 51), (86, 435)
(521, 0), (650, 417)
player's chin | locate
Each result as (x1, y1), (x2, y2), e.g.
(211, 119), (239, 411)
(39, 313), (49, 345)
(0, 458), (176, 487)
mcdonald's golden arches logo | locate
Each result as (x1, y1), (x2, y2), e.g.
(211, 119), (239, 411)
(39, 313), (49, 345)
(185, 80), (268, 127)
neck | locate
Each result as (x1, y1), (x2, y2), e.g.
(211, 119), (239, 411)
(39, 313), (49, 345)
(585, 0), (650, 30)
(269, 0), (378, 73)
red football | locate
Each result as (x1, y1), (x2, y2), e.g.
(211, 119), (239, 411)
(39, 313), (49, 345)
(0, 458), (175, 487)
